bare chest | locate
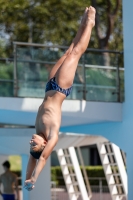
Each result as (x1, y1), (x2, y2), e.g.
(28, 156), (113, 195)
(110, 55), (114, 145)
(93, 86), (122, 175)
(35, 104), (61, 136)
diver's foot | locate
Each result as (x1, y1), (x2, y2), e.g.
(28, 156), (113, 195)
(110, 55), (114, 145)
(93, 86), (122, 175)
(86, 6), (96, 28)
(80, 7), (88, 26)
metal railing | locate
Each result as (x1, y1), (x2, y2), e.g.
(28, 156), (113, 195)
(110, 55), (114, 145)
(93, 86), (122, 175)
(50, 177), (127, 200)
(0, 42), (124, 102)
(51, 177), (111, 200)
(17, 176), (126, 200)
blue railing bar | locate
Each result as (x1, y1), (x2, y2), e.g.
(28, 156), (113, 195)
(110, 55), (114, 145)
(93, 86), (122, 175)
(0, 79), (117, 90)
(15, 59), (56, 65)
(0, 58), (72, 66)
(0, 58), (124, 71)
(0, 58), (14, 62)
(13, 41), (123, 54)
(86, 85), (117, 89)
(72, 83), (117, 89)
(0, 58), (57, 65)
(0, 79), (14, 82)
(85, 48), (123, 54)
(85, 64), (124, 70)
(73, 83), (116, 89)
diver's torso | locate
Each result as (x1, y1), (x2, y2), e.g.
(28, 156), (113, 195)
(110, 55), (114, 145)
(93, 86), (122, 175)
(35, 90), (65, 139)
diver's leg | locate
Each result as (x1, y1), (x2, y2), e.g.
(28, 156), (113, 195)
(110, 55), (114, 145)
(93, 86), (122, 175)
(55, 6), (96, 88)
(48, 8), (88, 80)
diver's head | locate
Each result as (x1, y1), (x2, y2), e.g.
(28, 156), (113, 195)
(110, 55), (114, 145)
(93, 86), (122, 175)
(30, 134), (47, 159)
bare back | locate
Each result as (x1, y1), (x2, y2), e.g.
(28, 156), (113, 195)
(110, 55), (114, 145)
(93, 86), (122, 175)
(0, 172), (17, 194)
(35, 90), (65, 139)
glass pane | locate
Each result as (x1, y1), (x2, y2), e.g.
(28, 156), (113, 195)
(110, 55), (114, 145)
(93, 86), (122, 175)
(83, 51), (123, 102)
(84, 51), (121, 67)
(85, 66), (118, 102)
(16, 47), (58, 97)
(0, 81), (13, 97)
(13, 45), (124, 102)
(0, 61), (14, 97)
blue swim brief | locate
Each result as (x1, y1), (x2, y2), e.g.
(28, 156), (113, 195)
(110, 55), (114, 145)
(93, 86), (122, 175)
(2, 194), (15, 200)
(45, 77), (72, 97)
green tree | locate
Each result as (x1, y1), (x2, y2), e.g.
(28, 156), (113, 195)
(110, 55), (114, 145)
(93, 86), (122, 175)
(0, 1), (91, 47)
(0, 38), (7, 57)
(91, 0), (122, 49)
(91, 0), (122, 65)
(0, 0), (123, 57)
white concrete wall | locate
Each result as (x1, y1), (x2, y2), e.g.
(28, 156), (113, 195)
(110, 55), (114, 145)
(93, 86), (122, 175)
(0, 97), (122, 126)
(30, 157), (51, 200)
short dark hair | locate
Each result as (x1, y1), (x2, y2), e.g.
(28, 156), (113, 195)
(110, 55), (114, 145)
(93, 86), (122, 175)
(2, 161), (10, 169)
(30, 145), (44, 159)
(30, 151), (42, 159)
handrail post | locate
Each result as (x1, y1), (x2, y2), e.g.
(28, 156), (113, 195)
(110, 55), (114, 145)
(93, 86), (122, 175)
(99, 178), (102, 200)
(116, 53), (121, 102)
(82, 54), (86, 100)
(13, 43), (18, 97)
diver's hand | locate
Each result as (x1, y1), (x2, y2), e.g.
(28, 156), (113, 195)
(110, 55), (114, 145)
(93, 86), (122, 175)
(24, 179), (35, 191)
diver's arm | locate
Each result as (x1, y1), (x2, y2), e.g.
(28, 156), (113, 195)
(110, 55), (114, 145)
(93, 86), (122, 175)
(24, 134), (58, 190)
(32, 134), (58, 182)
(26, 155), (37, 180)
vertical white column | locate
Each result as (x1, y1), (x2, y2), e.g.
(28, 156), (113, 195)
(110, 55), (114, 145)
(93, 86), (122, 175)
(69, 147), (89, 200)
(30, 157), (51, 200)
(21, 154), (29, 200)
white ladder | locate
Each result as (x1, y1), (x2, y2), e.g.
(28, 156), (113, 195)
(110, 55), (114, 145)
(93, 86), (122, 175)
(56, 147), (90, 200)
(97, 142), (127, 200)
